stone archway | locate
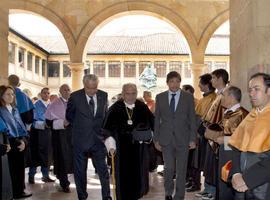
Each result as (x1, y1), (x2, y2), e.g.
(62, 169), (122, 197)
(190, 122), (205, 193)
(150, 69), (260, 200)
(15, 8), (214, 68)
(199, 9), (229, 50)
(5, 0), (75, 57)
(75, 1), (197, 63)
(187, 9), (229, 98)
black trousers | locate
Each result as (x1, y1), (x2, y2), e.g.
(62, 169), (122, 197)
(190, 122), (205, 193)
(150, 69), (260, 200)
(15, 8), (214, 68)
(7, 140), (26, 197)
(73, 140), (110, 200)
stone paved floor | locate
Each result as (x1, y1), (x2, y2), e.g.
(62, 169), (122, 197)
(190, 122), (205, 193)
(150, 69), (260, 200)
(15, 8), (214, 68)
(22, 163), (199, 200)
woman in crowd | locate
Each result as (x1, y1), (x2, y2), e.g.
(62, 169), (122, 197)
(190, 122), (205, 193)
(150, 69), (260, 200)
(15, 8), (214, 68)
(0, 116), (12, 200)
(0, 85), (32, 199)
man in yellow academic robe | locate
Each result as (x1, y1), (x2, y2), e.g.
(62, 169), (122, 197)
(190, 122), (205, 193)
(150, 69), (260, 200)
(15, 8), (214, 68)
(199, 69), (229, 200)
(184, 74), (216, 193)
(229, 73), (270, 199)
(205, 86), (248, 200)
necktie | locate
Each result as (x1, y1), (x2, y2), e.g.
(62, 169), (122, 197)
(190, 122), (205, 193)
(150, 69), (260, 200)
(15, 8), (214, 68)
(170, 93), (176, 112)
(89, 96), (95, 116)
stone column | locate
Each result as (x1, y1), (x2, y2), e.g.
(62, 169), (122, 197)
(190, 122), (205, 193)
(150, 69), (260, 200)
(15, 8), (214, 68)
(105, 61), (109, 78)
(59, 60), (63, 85)
(190, 63), (206, 99)
(120, 61), (124, 84)
(230, 0), (270, 109)
(0, 8), (9, 85)
(166, 61), (170, 75)
(105, 61), (109, 84)
(69, 62), (84, 91)
(90, 61), (94, 74)
(135, 61), (139, 84)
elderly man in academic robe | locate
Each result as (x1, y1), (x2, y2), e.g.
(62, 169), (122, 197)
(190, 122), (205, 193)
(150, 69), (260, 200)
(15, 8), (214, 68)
(229, 73), (270, 199)
(0, 116), (12, 200)
(45, 84), (73, 193)
(28, 87), (54, 184)
(103, 83), (154, 200)
(205, 86), (248, 200)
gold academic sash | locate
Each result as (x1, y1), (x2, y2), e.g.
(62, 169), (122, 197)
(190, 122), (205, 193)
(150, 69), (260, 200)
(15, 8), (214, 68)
(229, 105), (270, 153)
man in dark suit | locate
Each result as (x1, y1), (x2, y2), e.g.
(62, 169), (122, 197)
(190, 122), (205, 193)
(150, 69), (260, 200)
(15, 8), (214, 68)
(154, 71), (196, 200)
(66, 74), (111, 200)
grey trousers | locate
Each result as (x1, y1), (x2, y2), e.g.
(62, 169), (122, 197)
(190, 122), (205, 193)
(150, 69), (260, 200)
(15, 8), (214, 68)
(162, 143), (189, 200)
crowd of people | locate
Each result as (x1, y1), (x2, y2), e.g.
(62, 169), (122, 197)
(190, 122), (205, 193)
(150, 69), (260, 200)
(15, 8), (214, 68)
(0, 70), (270, 200)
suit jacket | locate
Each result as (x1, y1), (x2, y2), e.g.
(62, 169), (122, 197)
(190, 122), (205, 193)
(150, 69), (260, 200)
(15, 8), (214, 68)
(154, 90), (196, 146)
(66, 89), (108, 150)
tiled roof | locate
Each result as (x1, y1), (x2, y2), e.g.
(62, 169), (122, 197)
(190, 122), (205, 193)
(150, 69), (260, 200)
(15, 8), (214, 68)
(15, 30), (229, 55)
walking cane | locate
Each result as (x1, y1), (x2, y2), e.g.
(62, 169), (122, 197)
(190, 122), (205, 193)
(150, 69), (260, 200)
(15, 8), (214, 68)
(109, 151), (117, 200)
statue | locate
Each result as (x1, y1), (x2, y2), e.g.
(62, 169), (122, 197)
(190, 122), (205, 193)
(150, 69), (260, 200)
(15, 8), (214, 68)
(139, 65), (157, 89)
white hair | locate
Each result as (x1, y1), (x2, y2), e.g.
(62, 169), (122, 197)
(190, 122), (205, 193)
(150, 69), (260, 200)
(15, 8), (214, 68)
(83, 74), (99, 83)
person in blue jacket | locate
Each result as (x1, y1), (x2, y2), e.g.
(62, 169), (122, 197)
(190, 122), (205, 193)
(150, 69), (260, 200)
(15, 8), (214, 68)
(0, 85), (32, 199)
(0, 116), (12, 200)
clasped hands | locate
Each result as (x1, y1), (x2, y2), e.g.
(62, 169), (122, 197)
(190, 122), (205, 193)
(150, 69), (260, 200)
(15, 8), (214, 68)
(232, 173), (249, 192)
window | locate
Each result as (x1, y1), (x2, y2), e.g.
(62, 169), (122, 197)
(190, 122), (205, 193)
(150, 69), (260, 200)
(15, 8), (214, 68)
(154, 61), (166, 77)
(63, 61), (71, 77)
(205, 61), (213, 73)
(169, 61), (182, 74)
(184, 61), (191, 78)
(108, 61), (121, 77)
(139, 61), (151, 75)
(8, 42), (15, 64)
(35, 56), (40, 74)
(124, 61), (136, 77)
(93, 61), (105, 77)
(48, 61), (60, 77)
(27, 52), (33, 71)
(18, 48), (25, 68)
(214, 61), (227, 70)
(42, 60), (46, 77)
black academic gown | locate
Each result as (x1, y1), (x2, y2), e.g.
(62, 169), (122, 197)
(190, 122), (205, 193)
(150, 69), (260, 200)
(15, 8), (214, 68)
(103, 100), (154, 200)
(29, 127), (52, 167)
(46, 120), (73, 177)
(0, 133), (13, 200)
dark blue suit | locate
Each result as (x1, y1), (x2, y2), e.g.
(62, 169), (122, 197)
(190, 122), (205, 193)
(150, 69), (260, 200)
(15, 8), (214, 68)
(66, 89), (110, 200)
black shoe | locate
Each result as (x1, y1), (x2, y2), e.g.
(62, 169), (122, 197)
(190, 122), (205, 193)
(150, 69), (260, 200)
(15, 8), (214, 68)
(42, 176), (55, 183)
(62, 186), (71, 193)
(158, 170), (164, 176)
(165, 195), (173, 200)
(28, 176), (35, 184)
(185, 181), (192, 188)
(14, 191), (32, 199)
(186, 185), (201, 192)
(104, 197), (112, 200)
